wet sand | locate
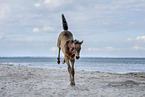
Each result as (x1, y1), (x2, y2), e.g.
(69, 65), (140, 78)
(0, 65), (145, 97)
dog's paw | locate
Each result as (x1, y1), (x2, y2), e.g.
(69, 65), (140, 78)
(57, 57), (60, 64)
(70, 82), (75, 86)
(57, 60), (60, 64)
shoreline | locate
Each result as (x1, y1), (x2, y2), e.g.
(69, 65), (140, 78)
(1, 57), (145, 74)
(0, 64), (145, 97)
(1, 63), (145, 75)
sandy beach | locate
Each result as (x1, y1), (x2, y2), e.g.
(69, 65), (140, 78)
(0, 64), (145, 97)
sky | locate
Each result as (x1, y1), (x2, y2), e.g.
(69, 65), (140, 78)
(0, 0), (145, 57)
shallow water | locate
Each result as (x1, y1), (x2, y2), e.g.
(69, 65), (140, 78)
(0, 57), (145, 74)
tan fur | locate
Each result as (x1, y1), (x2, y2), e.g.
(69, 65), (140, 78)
(57, 15), (83, 86)
(57, 30), (74, 55)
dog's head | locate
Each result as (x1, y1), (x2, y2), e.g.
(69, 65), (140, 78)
(72, 39), (83, 59)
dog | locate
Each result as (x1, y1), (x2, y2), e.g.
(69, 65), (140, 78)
(57, 14), (83, 86)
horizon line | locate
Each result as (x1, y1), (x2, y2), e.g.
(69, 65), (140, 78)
(0, 56), (145, 58)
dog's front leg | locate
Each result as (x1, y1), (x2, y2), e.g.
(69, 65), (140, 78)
(57, 47), (61, 64)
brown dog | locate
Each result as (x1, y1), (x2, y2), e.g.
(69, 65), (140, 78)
(57, 14), (83, 86)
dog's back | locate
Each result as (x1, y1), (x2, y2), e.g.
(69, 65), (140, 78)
(57, 31), (73, 47)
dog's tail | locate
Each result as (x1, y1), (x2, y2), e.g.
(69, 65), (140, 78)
(62, 14), (68, 30)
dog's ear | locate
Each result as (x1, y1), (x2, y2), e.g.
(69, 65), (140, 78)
(80, 40), (83, 45)
(74, 40), (77, 44)
(70, 40), (74, 43)
(66, 40), (74, 44)
(74, 39), (78, 44)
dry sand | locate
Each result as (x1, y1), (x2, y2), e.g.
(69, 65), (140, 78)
(0, 64), (145, 97)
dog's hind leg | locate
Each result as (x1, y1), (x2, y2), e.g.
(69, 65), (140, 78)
(57, 47), (61, 64)
(65, 56), (74, 86)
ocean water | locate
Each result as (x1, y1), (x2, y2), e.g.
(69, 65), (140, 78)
(0, 57), (145, 74)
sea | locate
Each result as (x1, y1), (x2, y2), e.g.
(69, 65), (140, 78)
(0, 57), (145, 74)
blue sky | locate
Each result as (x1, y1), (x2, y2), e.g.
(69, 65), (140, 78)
(0, 0), (145, 57)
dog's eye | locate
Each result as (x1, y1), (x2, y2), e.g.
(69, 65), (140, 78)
(72, 47), (74, 51)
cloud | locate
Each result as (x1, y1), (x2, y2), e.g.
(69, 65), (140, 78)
(127, 36), (145, 42)
(50, 47), (57, 51)
(0, 4), (10, 19)
(44, 0), (61, 9)
(44, 0), (51, 4)
(132, 45), (145, 50)
(34, 3), (40, 7)
(105, 46), (121, 51)
(87, 47), (101, 51)
(32, 26), (56, 33)
(105, 46), (115, 51)
(44, 0), (72, 10)
(126, 36), (145, 51)
(136, 36), (145, 41)
(42, 26), (55, 32)
(87, 46), (120, 52)
(0, 32), (5, 39)
(0, 32), (3, 39)
(33, 27), (40, 32)
(8, 36), (35, 42)
(127, 38), (133, 41)
(1, 0), (145, 57)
